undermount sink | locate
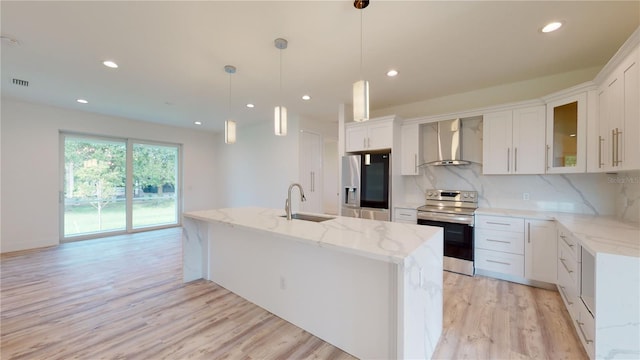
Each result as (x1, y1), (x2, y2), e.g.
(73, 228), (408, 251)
(280, 213), (335, 222)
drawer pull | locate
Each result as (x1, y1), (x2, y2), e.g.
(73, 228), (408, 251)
(558, 285), (574, 305)
(560, 234), (574, 248)
(576, 320), (594, 344)
(486, 221), (510, 226)
(486, 259), (511, 266)
(560, 258), (574, 274)
(486, 239), (511, 244)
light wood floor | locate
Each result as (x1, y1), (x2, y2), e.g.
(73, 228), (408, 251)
(1, 228), (587, 359)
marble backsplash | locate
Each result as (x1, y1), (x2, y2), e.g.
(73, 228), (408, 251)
(402, 164), (640, 223)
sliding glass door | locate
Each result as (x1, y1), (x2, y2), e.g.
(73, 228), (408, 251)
(132, 143), (179, 229)
(62, 134), (181, 240)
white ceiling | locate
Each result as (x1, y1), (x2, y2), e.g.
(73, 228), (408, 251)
(1, 1), (638, 133)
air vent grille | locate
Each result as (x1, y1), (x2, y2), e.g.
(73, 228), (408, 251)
(12, 78), (29, 87)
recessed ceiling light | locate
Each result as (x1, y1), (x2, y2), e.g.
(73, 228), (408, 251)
(386, 69), (399, 77)
(194, 121), (202, 125)
(541, 21), (563, 33)
(246, 103), (255, 108)
(103, 60), (118, 68)
(302, 95), (311, 101)
(76, 99), (88, 104)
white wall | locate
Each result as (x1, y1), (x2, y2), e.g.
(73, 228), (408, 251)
(213, 118), (300, 210)
(0, 97), (217, 253)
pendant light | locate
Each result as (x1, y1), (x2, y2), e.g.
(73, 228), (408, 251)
(274, 38), (288, 136)
(224, 65), (237, 144)
(353, 0), (370, 122)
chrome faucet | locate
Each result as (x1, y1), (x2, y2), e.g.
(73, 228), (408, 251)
(285, 183), (306, 220)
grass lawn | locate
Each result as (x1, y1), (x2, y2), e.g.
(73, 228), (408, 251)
(64, 198), (177, 236)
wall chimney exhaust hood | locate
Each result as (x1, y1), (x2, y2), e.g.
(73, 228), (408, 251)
(426, 118), (471, 166)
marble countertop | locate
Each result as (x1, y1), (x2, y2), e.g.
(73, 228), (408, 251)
(476, 207), (640, 258)
(183, 207), (442, 264)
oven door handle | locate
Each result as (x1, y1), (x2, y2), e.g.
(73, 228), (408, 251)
(418, 211), (474, 226)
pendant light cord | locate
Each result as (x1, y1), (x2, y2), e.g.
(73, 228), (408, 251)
(279, 49), (283, 104)
(360, 9), (364, 81)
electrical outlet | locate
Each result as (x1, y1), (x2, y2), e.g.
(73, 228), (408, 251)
(523, 192), (530, 201)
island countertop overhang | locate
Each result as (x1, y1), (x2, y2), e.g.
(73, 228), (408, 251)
(183, 207), (442, 264)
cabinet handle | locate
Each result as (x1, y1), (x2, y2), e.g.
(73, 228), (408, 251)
(363, 138), (367, 149)
(310, 171), (314, 192)
(367, 137), (371, 148)
(615, 128), (622, 166)
(486, 239), (511, 244)
(486, 221), (510, 226)
(514, 147), (518, 173)
(527, 222), (531, 243)
(576, 320), (594, 344)
(598, 136), (604, 168)
(612, 129), (616, 167)
(414, 153), (418, 173)
(487, 259), (511, 266)
(560, 234), (574, 248)
(507, 148), (510, 172)
(558, 285), (574, 305)
(560, 257), (574, 273)
(546, 144), (550, 169)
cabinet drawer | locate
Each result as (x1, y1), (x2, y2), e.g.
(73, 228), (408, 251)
(476, 229), (524, 254)
(394, 208), (417, 223)
(557, 228), (578, 258)
(475, 249), (524, 277)
(557, 280), (578, 319)
(576, 301), (595, 359)
(476, 215), (524, 232)
(558, 242), (579, 286)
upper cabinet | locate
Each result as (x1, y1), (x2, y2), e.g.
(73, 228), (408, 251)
(545, 92), (588, 174)
(345, 117), (393, 152)
(591, 46), (639, 172)
(400, 123), (421, 175)
(483, 106), (546, 175)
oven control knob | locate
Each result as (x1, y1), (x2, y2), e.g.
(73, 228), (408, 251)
(463, 193), (469, 198)
(469, 193), (475, 198)
(427, 191), (433, 197)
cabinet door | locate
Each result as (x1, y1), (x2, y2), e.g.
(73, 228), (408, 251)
(367, 121), (393, 150)
(594, 83), (613, 171)
(546, 92), (587, 173)
(299, 131), (323, 213)
(482, 111), (513, 174)
(622, 48), (639, 170)
(512, 106), (546, 174)
(400, 123), (420, 175)
(345, 125), (367, 152)
(525, 219), (557, 283)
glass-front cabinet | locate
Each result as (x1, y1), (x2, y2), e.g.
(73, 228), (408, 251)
(545, 92), (587, 173)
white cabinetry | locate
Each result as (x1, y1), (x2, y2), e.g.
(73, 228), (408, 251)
(400, 123), (421, 175)
(345, 117), (393, 152)
(299, 131), (323, 213)
(524, 219), (557, 283)
(475, 215), (525, 277)
(393, 207), (417, 224)
(482, 106), (546, 175)
(545, 92), (588, 173)
(592, 46), (639, 172)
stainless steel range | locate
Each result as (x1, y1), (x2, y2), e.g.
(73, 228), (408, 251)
(417, 189), (478, 276)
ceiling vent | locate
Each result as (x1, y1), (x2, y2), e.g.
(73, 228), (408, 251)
(12, 78), (29, 87)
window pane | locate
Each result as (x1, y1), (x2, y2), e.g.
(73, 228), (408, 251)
(132, 143), (179, 229)
(64, 137), (126, 236)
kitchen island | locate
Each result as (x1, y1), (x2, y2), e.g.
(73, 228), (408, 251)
(182, 207), (443, 360)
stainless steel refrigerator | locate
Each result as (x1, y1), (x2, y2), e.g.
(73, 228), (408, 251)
(341, 153), (390, 221)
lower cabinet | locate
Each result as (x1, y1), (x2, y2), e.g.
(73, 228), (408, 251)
(475, 215), (525, 278)
(524, 219), (557, 283)
(475, 215), (557, 286)
(393, 207), (417, 224)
